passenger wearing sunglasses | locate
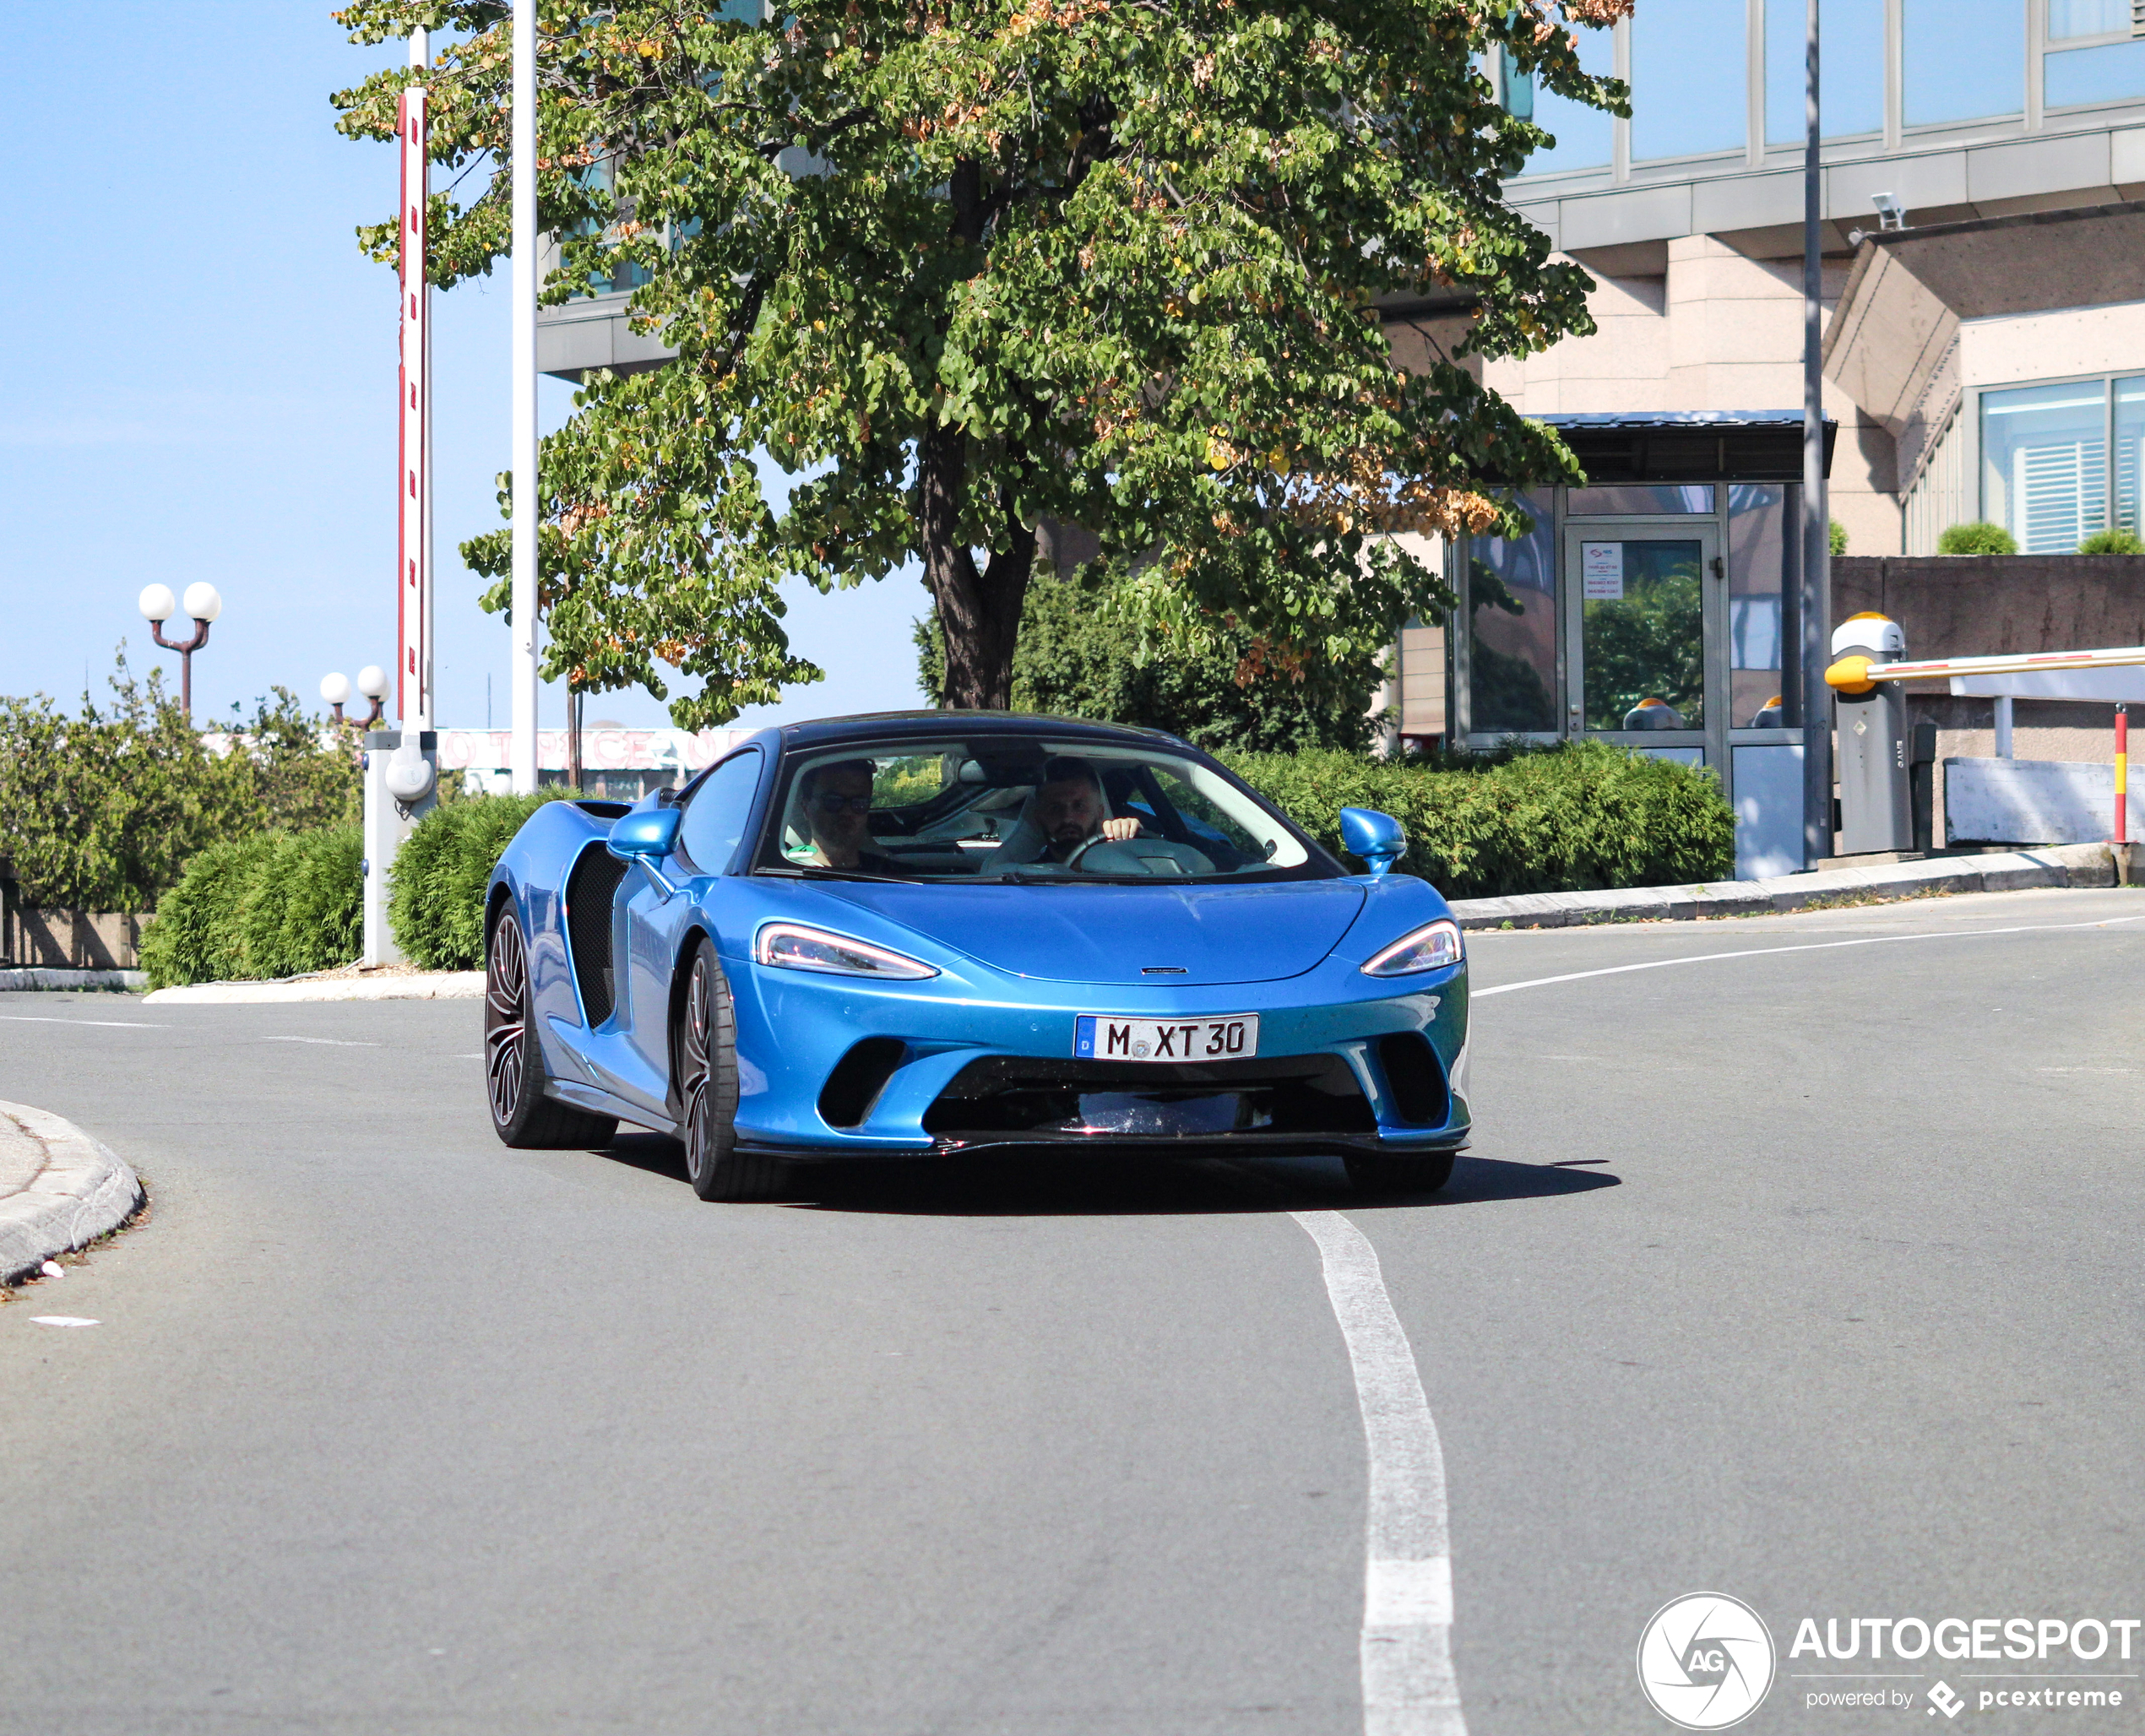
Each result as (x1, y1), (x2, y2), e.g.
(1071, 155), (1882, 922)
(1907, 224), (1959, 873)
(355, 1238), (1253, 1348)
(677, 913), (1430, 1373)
(797, 758), (899, 873)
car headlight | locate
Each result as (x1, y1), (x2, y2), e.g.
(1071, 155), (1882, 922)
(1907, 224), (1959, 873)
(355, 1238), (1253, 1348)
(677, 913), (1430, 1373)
(754, 922), (939, 980)
(1360, 919), (1463, 977)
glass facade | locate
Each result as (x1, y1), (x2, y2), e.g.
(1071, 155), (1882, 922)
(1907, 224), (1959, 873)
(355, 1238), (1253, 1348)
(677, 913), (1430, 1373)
(1767, 0), (1885, 143)
(1524, 22), (1616, 174)
(2046, 39), (2145, 107)
(1567, 485), (1714, 515)
(1580, 540), (1705, 731)
(1633, 0), (1747, 160)
(1466, 498), (1558, 735)
(2048, 0), (2130, 35)
(1727, 486), (1788, 729)
(1903, 0), (2023, 125)
(1980, 378), (2110, 552)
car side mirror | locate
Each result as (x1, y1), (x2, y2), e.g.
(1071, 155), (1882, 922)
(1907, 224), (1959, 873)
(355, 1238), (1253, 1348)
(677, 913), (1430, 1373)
(1339, 806), (1406, 878)
(607, 807), (682, 861)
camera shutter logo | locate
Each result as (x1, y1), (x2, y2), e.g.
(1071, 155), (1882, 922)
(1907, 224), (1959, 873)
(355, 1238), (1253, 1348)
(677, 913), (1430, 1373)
(1637, 1592), (1777, 1729)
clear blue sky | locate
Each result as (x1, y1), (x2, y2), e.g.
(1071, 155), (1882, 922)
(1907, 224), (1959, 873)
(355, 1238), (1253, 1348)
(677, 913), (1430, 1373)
(0, 5), (927, 731)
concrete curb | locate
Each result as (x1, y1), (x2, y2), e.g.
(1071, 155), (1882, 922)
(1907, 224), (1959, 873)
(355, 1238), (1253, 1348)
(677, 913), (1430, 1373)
(0, 1101), (143, 1287)
(1447, 843), (2120, 930)
(142, 971), (484, 1006)
(0, 968), (147, 993)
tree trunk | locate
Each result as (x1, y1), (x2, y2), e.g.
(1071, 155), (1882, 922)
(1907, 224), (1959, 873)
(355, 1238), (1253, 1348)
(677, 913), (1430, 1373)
(567, 685), (583, 792)
(919, 425), (1035, 709)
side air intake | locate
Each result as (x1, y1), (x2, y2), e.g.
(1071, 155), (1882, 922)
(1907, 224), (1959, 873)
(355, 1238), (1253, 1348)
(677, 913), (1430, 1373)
(565, 845), (630, 1027)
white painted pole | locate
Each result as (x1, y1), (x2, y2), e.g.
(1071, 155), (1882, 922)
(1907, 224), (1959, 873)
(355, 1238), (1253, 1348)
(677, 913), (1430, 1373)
(510, 0), (540, 793)
(1994, 694), (2014, 757)
(413, 28), (434, 734)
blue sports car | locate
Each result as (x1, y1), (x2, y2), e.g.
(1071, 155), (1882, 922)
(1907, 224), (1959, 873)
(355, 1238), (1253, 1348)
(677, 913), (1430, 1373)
(483, 713), (1469, 1199)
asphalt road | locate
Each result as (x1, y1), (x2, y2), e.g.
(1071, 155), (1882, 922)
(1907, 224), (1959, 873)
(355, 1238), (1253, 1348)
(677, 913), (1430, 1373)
(3, 885), (2142, 1736)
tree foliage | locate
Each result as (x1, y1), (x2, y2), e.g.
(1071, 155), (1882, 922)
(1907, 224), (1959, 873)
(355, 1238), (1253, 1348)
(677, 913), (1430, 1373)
(915, 570), (1389, 752)
(332, 0), (1626, 719)
(0, 652), (361, 910)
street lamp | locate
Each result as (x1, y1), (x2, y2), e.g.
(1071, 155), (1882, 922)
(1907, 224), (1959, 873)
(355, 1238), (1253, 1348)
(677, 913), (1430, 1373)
(320, 671), (352, 725)
(137, 582), (222, 719)
(355, 665), (389, 729)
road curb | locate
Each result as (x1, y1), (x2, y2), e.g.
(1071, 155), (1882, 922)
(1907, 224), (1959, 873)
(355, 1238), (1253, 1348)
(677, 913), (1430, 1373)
(0, 968), (147, 993)
(143, 971), (485, 1006)
(0, 1101), (143, 1287)
(1447, 843), (2119, 930)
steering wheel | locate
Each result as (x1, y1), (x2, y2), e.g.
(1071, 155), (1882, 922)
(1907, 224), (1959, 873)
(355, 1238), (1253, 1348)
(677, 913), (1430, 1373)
(1063, 833), (1217, 876)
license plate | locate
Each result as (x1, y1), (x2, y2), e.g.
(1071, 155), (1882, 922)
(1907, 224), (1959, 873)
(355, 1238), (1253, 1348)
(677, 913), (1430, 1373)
(1074, 1014), (1260, 1062)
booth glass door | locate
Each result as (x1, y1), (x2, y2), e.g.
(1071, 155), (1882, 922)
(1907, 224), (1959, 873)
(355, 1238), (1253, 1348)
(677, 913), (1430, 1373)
(1563, 524), (1723, 764)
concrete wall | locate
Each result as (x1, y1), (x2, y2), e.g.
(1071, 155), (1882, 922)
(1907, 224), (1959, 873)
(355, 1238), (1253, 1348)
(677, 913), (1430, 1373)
(1832, 554), (2145, 839)
(1481, 239), (1903, 556)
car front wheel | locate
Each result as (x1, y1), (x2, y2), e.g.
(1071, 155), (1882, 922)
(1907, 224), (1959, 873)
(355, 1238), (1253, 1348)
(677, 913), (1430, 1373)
(676, 939), (779, 1202)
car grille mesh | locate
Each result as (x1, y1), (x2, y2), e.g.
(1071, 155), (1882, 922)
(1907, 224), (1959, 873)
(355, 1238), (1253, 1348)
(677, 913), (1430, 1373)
(565, 845), (630, 1027)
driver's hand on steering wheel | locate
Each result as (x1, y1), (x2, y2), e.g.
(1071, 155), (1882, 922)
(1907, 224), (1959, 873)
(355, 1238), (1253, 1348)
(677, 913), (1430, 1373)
(1099, 816), (1141, 842)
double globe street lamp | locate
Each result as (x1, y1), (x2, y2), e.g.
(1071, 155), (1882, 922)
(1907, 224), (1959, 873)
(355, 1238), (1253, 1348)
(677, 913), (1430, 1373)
(319, 665), (390, 729)
(137, 582), (224, 719)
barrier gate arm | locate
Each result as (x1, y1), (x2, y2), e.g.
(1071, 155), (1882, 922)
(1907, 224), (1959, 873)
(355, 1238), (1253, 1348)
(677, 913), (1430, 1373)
(1826, 643), (2145, 693)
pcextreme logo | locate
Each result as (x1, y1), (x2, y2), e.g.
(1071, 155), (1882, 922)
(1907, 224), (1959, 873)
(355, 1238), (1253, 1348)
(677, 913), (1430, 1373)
(1637, 1592), (1778, 1730)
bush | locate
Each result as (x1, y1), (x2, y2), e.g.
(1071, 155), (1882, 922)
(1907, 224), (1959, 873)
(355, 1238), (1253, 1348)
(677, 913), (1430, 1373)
(1222, 740), (1735, 898)
(0, 649), (359, 910)
(2078, 528), (2145, 555)
(1829, 519), (1848, 556)
(389, 791), (574, 970)
(1937, 521), (2018, 556)
(138, 825), (361, 989)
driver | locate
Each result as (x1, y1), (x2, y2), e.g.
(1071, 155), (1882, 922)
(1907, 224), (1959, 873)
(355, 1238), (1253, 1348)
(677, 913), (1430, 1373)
(797, 758), (899, 873)
(1000, 756), (1143, 865)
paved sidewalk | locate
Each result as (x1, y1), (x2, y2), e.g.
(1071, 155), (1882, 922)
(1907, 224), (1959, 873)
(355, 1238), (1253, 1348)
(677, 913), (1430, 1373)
(144, 970), (484, 1006)
(1447, 842), (2121, 930)
(0, 1101), (142, 1286)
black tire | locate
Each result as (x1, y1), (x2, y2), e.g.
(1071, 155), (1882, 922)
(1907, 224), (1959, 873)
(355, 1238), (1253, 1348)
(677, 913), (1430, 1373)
(1344, 1147), (1458, 1196)
(486, 905), (619, 1150)
(676, 939), (780, 1202)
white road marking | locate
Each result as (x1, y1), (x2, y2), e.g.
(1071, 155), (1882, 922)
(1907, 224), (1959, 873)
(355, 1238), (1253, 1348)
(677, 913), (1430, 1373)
(1473, 911), (2145, 1001)
(261, 1036), (381, 1048)
(30, 1316), (100, 1327)
(1294, 1210), (1466, 1736)
(0, 1015), (166, 1029)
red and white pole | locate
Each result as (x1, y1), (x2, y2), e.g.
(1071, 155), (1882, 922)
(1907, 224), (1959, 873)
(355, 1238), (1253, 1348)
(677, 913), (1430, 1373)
(2116, 704), (2129, 845)
(396, 78), (432, 730)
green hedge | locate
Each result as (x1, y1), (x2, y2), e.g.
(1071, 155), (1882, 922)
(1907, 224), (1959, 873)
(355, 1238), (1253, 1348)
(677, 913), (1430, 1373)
(1224, 740), (1734, 899)
(388, 791), (573, 970)
(138, 824), (362, 989)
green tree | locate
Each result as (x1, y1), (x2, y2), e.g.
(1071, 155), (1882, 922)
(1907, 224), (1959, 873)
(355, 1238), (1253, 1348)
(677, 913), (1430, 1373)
(0, 651), (360, 910)
(332, 0), (1626, 719)
(914, 569), (1389, 752)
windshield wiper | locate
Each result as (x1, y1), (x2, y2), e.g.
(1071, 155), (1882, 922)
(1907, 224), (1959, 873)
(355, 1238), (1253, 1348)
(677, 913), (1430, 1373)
(763, 865), (915, 885)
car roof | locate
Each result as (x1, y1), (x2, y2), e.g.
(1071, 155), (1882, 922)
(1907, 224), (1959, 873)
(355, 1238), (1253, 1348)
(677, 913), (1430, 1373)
(773, 710), (1191, 754)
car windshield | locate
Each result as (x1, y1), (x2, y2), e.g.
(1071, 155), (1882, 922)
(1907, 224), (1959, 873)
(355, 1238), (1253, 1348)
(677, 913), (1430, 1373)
(752, 738), (1334, 883)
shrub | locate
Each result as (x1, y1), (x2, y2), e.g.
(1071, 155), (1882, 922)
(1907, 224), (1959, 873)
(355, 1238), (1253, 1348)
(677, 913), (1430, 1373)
(138, 825), (361, 989)
(1222, 740), (1735, 898)
(0, 650), (359, 911)
(389, 791), (574, 970)
(1937, 521), (2018, 556)
(1829, 519), (1848, 556)
(2078, 528), (2145, 555)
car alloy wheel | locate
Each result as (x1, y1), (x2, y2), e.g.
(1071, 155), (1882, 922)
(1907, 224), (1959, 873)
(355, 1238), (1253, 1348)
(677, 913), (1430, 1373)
(486, 909), (529, 1129)
(677, 940), (774, 1201)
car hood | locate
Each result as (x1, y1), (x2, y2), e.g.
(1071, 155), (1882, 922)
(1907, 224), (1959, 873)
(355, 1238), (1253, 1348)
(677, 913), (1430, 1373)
(807, 878), (1368, 985)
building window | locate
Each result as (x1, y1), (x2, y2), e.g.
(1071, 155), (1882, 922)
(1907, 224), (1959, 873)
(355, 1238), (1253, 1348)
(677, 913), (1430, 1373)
(1980, 378), (2112, 552)
(1518, 21), (1616, 174)
(2049, 0), (2131, 35)
(1465, 498), (1558, 735)
(1633, 0), (1746, 160)
(1903, 0), (2023, 125)
(1767, 0), (1885, 143)
(2046, 39), (2145, 106)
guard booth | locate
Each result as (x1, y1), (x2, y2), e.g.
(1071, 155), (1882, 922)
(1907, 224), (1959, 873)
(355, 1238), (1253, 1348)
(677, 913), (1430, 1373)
(1447, 412), (1836, 879)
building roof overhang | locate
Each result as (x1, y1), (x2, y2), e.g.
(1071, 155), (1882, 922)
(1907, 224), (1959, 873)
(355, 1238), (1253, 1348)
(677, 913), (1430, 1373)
(1501, 411), (1836, 486)
(1823, 200), (2145, 441)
